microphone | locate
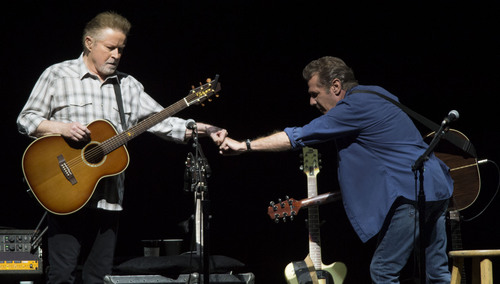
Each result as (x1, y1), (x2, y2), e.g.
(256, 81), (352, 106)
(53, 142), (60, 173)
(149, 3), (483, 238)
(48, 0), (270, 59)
(441, 110), (459, 126)
(185, 119), (197, 130)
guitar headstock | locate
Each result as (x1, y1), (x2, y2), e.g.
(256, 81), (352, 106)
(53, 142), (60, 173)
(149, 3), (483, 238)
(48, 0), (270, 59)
(300, 147), (321, 177)
(186, 74), (221, 107)
(267, 196), (301, 223)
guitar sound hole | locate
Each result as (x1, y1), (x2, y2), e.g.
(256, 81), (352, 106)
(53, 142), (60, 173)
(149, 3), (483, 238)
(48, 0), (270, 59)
(83, 144), (105, 164)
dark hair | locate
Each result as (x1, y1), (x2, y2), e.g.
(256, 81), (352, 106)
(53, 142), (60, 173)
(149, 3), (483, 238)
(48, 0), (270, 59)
(82, 11), (131, 53)
(302, 56), (358, 90)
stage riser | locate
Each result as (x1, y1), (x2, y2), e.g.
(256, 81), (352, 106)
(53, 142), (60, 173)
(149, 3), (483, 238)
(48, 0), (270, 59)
(104, 273), (255, 284)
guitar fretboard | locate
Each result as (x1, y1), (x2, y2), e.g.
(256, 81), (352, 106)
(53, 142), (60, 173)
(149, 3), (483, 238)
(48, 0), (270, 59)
(307, 174), (322, 271)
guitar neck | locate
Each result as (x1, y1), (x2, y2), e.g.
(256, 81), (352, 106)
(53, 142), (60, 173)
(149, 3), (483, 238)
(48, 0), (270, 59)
(307, 175), (322, 270)
(99, 78), (220, 155)
(101, 98), (189, 154)
(448, 210), (466, 284)
(301, 191), (341, 208)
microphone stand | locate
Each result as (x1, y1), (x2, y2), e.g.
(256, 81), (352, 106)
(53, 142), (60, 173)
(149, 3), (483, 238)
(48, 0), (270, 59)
(186, 125), (212, 284)
(412, 121), (450, 284)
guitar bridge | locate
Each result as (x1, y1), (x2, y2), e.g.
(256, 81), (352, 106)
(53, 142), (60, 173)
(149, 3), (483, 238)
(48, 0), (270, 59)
(57, 154), (77, 185)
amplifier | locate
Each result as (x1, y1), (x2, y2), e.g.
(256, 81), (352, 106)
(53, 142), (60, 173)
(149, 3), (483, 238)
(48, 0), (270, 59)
(0, 229), (42, 274)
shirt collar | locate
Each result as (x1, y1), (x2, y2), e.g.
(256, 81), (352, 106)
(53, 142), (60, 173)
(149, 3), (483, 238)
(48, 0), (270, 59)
(77, 53), (120, 85)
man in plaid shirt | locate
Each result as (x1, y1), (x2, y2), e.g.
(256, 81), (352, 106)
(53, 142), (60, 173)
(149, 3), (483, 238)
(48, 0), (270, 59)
(17, 11), (227, 284)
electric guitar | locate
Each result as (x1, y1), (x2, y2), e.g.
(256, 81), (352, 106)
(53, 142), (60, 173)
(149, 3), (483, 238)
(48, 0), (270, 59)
(282, 147), (347, 284)
(22, 76), (221, 215)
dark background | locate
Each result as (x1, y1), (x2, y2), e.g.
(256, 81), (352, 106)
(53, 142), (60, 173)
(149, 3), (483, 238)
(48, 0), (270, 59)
(2, 1), (500, 283)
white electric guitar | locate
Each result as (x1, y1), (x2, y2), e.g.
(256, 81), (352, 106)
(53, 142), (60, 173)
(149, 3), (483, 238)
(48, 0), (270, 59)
(282, 147), (347, 284)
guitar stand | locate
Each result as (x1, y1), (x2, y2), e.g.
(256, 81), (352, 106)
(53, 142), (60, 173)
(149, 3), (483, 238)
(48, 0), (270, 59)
(412, 122), (450, 284)
(30, 211), (48, 254)
(184, 125), (212, 284)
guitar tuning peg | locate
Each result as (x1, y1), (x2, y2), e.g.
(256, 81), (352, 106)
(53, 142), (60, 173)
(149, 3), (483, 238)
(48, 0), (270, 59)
(289, 215), (294, 221)
(191, 85), (195, 89)
(269, 201), (275, 206)
(285, 195), (290, 200)
(274, 216), (280, 224)
(206, 78), (212, 83)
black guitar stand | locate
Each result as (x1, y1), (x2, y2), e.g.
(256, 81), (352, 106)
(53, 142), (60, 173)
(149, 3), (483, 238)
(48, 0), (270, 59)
(184, 123), (212, 284)
(412, 120), (451, 284)
(30, 211), (48, 254)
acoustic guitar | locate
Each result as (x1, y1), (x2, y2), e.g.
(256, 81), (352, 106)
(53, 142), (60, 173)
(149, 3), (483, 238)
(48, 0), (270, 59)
(425, 129), (481, 284)
(424, 128), (480, 211)
(280, 147), (347, 284)
(268, 192), (341, 222)
(22, 76), (221, 215)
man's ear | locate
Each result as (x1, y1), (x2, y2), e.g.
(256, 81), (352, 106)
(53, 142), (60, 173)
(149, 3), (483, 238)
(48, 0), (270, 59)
(330, 78), (342, 96)
(85, 36), (94, 52)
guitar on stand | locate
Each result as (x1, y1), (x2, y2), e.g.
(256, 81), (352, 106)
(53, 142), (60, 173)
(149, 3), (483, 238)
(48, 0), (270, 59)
(424, 129), (482, 284)
(281, 147), (347, 284)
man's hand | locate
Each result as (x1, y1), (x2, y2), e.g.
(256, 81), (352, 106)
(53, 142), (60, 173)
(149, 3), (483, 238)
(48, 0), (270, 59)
(219, 137), (246, 156)
(35, 120), (90, 142)
(207, 126), (228, 146)
(61, 122), (91, 141)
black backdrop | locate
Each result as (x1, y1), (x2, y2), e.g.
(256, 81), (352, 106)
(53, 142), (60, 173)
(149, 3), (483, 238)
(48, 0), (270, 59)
(2, 1), (500, 283)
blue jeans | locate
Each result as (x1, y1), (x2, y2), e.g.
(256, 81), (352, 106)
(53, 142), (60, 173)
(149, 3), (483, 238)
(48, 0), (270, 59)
(370, 199), (450, 283)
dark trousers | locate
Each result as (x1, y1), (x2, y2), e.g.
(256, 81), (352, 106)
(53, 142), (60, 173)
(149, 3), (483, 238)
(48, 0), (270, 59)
(47, 209), (119, 284)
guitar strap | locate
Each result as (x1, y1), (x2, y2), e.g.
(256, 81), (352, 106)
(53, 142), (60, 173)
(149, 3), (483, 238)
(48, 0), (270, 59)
(303, 255), (320, 284)
(349, 90), (477, 158)
(292, 260), (315, 284)
(112, 79), (128, 131)
(291, 255), (320, 284)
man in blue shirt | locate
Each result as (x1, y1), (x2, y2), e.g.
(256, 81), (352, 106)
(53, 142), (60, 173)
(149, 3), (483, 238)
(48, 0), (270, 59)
(220, 56), (453, 283)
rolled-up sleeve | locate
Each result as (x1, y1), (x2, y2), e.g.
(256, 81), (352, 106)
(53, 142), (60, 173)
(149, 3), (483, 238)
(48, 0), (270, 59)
(284, 127), (305, 149)
(17, 69), (53, 137)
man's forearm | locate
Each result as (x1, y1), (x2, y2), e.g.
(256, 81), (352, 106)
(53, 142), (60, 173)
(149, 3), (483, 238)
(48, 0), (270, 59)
(248, 131), (292, 152)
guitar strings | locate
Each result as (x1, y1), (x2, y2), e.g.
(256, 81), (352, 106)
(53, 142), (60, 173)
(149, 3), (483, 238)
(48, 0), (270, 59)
(62, 89), (207, 170)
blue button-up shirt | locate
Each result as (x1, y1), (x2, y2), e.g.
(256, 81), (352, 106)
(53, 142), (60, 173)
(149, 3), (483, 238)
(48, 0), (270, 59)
(284, 85), (453, 242)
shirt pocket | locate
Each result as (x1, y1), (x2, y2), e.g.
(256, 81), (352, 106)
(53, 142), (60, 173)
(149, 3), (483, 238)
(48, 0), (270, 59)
(51, 95), (93, 122)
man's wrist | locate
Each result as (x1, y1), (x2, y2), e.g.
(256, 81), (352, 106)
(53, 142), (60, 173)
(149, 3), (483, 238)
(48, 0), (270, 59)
(245, 139), (252, 151)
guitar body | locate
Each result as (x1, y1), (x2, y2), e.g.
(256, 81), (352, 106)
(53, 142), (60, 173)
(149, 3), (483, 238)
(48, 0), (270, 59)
(284, 259), (347, 284)
(424, 129), (480, 210)
(22, 120), (129, 215)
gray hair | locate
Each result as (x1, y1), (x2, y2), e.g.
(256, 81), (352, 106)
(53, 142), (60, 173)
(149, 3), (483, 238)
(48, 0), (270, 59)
(82, 11), (131, 54)
(302, 56), (358, 91)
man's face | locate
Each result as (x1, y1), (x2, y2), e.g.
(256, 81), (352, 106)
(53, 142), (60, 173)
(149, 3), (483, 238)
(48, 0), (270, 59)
(307, 74), (343, 114)
(86, 28), (126, 80)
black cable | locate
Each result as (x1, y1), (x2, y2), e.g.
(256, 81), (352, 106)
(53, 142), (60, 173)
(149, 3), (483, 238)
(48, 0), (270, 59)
(463, 159), (500, 222)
